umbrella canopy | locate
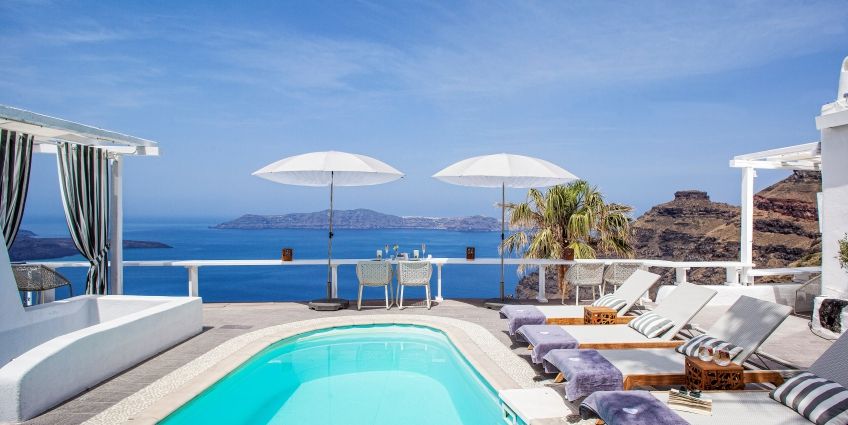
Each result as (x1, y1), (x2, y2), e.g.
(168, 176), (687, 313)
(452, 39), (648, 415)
(432, 153), (577, 188)
(433, 153), (578, 303)
(253, 151), (403, 308)
(253, 151), (403, 186)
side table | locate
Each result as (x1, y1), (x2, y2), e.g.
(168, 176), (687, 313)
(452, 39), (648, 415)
(684, 356), (744, 391)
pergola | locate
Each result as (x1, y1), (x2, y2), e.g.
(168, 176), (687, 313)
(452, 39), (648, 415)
(0, 105), (159, 294)
(729, 142), (822, 284)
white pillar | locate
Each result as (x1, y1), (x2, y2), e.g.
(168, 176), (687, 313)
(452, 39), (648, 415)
(187, 266), (199, 297)
(740, 167), (756, 285)
(674, 267), (689, 285)
(435, 264), (444, 302)
(725, 267), (740, 285)
(816, 73), (848, 297)
(331, 265), (339, 298)
(536, 265), (548, 303)
(109, 155), (124, 295)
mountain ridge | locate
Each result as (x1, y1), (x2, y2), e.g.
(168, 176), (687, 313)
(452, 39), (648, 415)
(212, 208), (500, 231)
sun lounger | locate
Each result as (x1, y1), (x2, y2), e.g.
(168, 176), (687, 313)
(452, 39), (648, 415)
(516, 282), (716, 365)
(499, 270), (660, 335)
(544, 296), (792, 399)
(579, 330), (848, 425)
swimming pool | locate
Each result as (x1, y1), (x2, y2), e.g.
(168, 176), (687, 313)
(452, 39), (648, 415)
(159, 324), (507, 424)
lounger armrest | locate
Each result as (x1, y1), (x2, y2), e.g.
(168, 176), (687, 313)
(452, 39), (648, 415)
(742, 370), (784, 386)
(577, 341), (684, 350)
(743, 370), (800, 387)
(545, 316), (634, 325)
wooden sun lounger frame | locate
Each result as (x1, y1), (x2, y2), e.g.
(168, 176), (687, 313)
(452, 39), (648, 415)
(528, 339), (685, 353)
(545, 316), (636, 325)
(552, 368), (785, 388)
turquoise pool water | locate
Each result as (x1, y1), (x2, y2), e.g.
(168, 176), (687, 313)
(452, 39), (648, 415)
(159, 325), (505, 425)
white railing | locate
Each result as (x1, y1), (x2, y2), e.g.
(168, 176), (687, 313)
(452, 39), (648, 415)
(747, 266), (822, 283)
(25, 257), (756, 302)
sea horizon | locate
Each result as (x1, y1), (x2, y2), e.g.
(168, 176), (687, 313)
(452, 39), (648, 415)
(18, 215), (520, 303)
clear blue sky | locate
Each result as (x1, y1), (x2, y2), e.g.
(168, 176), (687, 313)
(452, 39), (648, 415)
(3, 1), (846, 221)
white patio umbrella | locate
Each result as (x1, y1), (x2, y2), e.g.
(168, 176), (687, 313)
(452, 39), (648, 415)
(433, 153), (578, 304)
(253, 151), (404, 310)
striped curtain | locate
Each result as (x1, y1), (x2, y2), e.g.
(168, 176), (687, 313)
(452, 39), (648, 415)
(57, 142), (111, 294)
(0, 130), (34, 248)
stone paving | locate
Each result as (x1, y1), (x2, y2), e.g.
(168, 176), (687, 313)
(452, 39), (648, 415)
(21, 298), (834, 425)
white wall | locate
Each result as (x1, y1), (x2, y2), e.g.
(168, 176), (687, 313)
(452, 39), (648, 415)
(0, 243), (25, 329)
(820, 120), (848, 297)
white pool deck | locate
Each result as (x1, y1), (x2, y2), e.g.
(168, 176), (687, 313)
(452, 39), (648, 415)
(17, 298), (833, 425)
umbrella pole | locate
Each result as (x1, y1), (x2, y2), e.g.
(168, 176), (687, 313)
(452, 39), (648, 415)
(327, 171), (334, 301)
(500, 182), (505, 301)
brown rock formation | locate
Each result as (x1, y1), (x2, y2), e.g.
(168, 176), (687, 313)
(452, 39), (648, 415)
(515, 171), (822, 298)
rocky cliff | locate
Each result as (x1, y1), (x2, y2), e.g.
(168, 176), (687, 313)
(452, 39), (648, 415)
(515, 171), (822, 298)
(213, 209), (500, 231)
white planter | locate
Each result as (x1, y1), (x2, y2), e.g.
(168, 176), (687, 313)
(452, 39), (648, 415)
(811, 296), (848, 340)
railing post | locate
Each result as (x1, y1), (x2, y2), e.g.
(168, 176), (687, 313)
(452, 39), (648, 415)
(725, 267), (740, 285)
(537, 265), (547, 303)
(436, 264), (444, 302)
(674, 267), (689, 285)
(187, 266), (199, 297)
(331, 265), (339, 298)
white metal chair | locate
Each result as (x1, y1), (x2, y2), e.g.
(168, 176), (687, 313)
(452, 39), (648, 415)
(566, 263), (605, 305)
(356, 261), (393, 310)
(602, 262), (641, 294)
(397, 261), (432, 310)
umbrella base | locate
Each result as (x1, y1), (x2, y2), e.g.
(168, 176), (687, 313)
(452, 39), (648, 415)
(482, 297), (522, 310)
(308, 298), (350, 311)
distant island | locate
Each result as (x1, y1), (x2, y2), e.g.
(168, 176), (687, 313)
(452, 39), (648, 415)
(212, 209), (500, 231)
(9, 230), (171, 261)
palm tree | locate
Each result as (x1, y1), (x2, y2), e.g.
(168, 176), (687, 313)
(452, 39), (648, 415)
(503, 180), (634, 302)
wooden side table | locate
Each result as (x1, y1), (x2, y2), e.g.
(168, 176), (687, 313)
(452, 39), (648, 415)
(685, 356), (744, 391)
(583, 306), (617, 325)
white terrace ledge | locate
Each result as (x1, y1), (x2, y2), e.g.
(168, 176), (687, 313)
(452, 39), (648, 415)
(28, 257), (753, 303)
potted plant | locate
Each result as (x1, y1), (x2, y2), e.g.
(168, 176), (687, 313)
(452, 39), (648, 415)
(839, 234), (848, 271)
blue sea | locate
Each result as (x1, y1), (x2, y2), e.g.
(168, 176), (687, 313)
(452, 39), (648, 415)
(19, 217), (521, 302)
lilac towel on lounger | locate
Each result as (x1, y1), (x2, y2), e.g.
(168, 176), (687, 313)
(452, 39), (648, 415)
(516, 325), (577, 364)
(580, 391), (689, 425)
(499, 305), (546, 335)
(542, 349), (623, 400)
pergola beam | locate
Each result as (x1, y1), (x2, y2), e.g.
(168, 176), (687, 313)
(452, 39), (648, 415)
(1, 104), (159, 295)
(0, 105), (159, 156)
(730, 142), (822, 285)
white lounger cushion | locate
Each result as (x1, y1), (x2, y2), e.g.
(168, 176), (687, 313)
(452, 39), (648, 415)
(535, 305), (585, 318)
(557, 325), (654, 345)
(653, 391), (812, 425)
(596, 348), (687, 376)
(532, 270), (661, 320)
(649, 282), (716, 340)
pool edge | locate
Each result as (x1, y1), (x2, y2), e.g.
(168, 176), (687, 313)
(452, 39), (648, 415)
(86, 315), (534, 425)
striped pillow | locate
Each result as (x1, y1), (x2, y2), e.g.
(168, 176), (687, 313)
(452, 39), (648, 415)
(592, 294), (627, 312)
(628, 312), (674, 338)
(675, 334), (745, 361)
(770, 372), (848, 425)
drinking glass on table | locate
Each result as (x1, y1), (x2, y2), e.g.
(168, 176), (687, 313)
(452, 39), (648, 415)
(714, 348), (732, 366)
(697, 346), (714, 362)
